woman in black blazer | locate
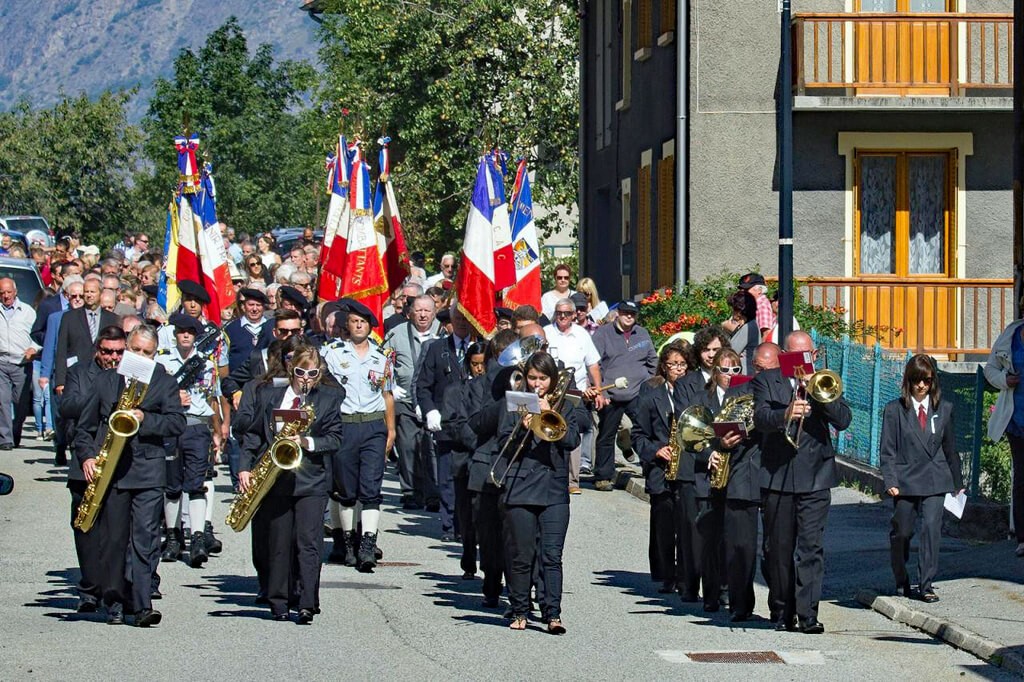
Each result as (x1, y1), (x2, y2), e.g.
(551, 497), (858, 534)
(631, 340), (694, 596)
(879, 354), (963, 603)
(496, 351), (578, 634)
(238, 344), (345, 623)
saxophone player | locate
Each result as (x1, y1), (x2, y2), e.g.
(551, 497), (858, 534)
(74, 325), (186, 627)
(238, 344), (344, 623)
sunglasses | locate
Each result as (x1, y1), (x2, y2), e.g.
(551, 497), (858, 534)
(293, 367), (321, 379)
(717, 366), (743, 375)
(98, 347), (125, 356)
(555, 275), (570, 281)
(276, 327), (301, 337)
(915, 377), (934, 385)
(67, 294), (84, 300)
(556, 311), (574, 318)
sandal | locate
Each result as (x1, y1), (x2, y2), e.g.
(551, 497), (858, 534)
(509, 616), (528, 631)
(547, 618), (566, 635)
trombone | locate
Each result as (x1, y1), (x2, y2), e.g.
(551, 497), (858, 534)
(785, 366), (842, 448)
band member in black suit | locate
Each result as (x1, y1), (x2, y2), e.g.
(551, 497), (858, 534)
(707, 343), (778, 622)
(631, 340), (694, 596)
(880, 354), (963, 603)
(54, 277), (119, 393)
(74, 325), (185, 627)
(674, 326), (729, 405)
(238, 345), (345, 623)
(496, 351), (578, 634)
(753, 331), (851, 634)
(63, 325), (127, 612)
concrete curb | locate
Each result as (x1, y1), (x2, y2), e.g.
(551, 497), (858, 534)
(856, 588), (1024, 676)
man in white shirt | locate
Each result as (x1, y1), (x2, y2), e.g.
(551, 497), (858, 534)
(0, 278), (40, 449)
(540, 263), (574, 320)
(425, 253), (456, 288)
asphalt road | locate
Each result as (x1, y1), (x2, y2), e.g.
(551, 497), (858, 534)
(0, 437), (1012, 681)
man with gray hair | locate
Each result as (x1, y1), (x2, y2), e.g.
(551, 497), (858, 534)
(384, 294), (442, 509)
(425, 253), (456, 287)
(384, 281), (426, 333)
(0, 277), (40, 449)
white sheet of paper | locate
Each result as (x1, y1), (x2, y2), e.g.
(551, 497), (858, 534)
(590, 301), (609, 322)
(117, 351), (156, 384)
(944, 491), (967, 519)
(506, 391), (541, 414)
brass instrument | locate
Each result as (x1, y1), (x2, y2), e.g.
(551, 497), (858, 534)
(784, 368), (842, 449)
(708, 394), (756, 489)
(679, 405), (714, 453)
(74, 378), (150, 532)
(225, 395), (315, 532)
(664, 416), (684, 481)
(489, 369), (574, 488)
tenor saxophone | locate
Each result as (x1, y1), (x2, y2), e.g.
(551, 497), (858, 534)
(225, 400), (315, 532)
(74, 378), (150, 532)
(665, 416), (682, 481)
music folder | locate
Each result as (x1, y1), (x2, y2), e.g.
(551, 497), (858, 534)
(779, 351), (815, 379)
(712, 421), (747, 439)
(506, 391), (541, 414)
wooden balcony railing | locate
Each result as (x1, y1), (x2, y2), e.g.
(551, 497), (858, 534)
(799, 277), (1013, 357)
(793, 13), (1012, 96)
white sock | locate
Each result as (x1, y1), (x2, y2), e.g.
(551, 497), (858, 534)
(163, 497), (181, 531)
(188, 497), (207, 533)
(361, 509), (380, 535)
(181, 500), (191, 532)
(204, 486), (215, 523)
(338, 505), (355, 532)
(329, 500), (342, 530)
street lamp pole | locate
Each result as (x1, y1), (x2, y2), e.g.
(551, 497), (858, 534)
(778, 0), (794, 340)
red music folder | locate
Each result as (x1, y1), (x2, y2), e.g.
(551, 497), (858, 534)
(712, 421), (747, 439)
(728, 374), (753, 387)
(779, 351), (815, 379)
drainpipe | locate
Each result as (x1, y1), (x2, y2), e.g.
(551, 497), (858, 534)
(675, 0), (689, 286)
(578, 0), (589, 275)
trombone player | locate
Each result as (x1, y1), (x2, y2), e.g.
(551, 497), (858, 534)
(752, 331), (850, 634)
(74, 326), (185, 627)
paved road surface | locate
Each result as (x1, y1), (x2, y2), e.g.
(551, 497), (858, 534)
(0, 437), (1012, 680)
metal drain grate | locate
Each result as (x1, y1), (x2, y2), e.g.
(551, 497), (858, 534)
(375, 561), (421, 567)
(686, 651), (785, 664)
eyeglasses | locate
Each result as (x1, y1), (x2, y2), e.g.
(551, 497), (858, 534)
(276, 327), (301, 337)
(137, 238), (149, 244)
(717, 366), (743, 375)
(98, 347), (125, 356)
(293, 367), (321, 379)
(665, 362), (687, 369)
(556, 311), (574, 318)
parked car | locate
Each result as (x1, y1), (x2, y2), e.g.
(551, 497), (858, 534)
(0, 216), (53, 248)
(0, 256), (45, 305)
(273, 229), (323, 256)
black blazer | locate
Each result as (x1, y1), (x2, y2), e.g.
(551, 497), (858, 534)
(73, 367), (186, 490)
(222, 347), (270, 397)
(54, 307), (119, 387)
(62, 359), (102, 422)
(674, 369), (710, 407)
(632, 378), (686, 496)
(714, 383), (762, 502)
(495, 401), (578, 507)
(753, 367), (852, 493)
(239, 383), (345, 498)
(415, 335), (467, 416)
(879, 399), (963, 496)
(466, 362), (505, 493)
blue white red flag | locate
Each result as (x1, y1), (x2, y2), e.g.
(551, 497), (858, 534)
(456, 157), (501, 336)
(504, 160), (542, 311)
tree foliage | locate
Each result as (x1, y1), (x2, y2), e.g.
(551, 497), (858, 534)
(141, 17), (320, 236)
(0, 91), (146, 246)
(315, 0), (579, 262)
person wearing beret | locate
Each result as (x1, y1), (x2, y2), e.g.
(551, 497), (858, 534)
(321, 301), (396, 571)
(495, 307), (514, 332)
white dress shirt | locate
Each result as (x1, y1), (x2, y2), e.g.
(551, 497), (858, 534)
(544, 323), (600, 390)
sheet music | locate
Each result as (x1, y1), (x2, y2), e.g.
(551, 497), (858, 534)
(943, 491), (967, 520)
(117, 352), (156, 384)
(506, 391), (541, 414)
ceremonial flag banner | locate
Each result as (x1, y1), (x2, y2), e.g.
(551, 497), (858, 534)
(488, 153), (516, 291)
(340, 141), (388, 327)
(377, 139), (410, 292)
(456, 157), (500, 336)
(174, 194), (202, 287)
(504, 160), (542, 311)
(323, 136), (354, 279)
(157, 201), (180, 313)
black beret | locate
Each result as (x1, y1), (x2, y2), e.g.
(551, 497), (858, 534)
(168, 312), (204, 334)
(278, 285), (308, 309)
(342, 299), (378, 328)
(177, 280), (211, 304)
(239, 288), (269, 305)
(142, 284), (158, 298)
(494, 306), (514, 321)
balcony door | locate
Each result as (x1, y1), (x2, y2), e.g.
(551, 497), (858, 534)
(855, 0), (956, 95)
(854, 150), (957, 350)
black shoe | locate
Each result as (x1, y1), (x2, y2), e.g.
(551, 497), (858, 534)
(425, 501), (440, 512)
(296, 608), (315, 624)
(703, 601), (720, 613)
(774, 616), (798, 632)
(271, 612), (290, 621)
(344, 530), (359, 567)
(189, 531), (208, 568)
(357, 532), (378, 573)
(658, 581), (676, 594)
(730, 611), (753, 623)
(462, 571), (477, 580)
(375, 544), (383, 560)
(327, 529), (348, 564)
(0, 444), (13, 451)
(161, 528), (183, 562)
(204, 521), (223, 554)
(134, 608), (162, 627)
(151, 588), (162, 600)
(799, 618), (824, 634)
(77, 597), (98, 613)
(105, 604), (124, 625)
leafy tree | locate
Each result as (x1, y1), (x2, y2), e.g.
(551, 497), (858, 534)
(0, 92), (146, 247)
(141, 17), (319, 236)
(315, 0), (579, 261)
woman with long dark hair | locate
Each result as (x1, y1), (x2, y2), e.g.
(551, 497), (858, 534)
(880, 354), (962, 603)
(496, 351), (578, 633)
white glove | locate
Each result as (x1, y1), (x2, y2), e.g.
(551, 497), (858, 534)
(415, 405), (422, 420)
(426, 409), (442, 432)
(391, 384), (408, 401)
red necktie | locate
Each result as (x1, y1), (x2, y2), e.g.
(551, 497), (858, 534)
(292, 396), (301, 409)
(918, 405), (927, 431)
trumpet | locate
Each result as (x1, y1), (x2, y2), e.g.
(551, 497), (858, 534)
(784, 368), (842, 448)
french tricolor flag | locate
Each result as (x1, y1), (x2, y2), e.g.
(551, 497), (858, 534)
(323, 135), (353, 280)
(340, 140), (388, 326)
(377, 138), (410, 292)
(456, 157), (503, 336)
(503, 160), (542, 311)
(488, 152), (516, 291)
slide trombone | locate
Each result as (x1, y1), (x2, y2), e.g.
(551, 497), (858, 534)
(785, 367), (842, 448)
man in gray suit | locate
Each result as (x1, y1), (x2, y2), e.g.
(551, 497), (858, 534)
(384, 294), (441, 509)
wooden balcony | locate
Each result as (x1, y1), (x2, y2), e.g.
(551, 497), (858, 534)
(793, 13), (1012, 97)
(799, 277), (1013, 357)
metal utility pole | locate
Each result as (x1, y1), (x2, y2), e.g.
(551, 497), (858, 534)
(778, 0), (794, 339)
(1015, 0), (1023, 317)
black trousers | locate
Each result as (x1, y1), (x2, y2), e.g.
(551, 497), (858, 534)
(164, 423), (213, 499)
(472, 491), (504, 601)
(648, 481), (698, 588)
(96, 486), (163, 613)
(435, 443), (455, 534)
(394, 402), (437, 504)
(454, 472), (477, 574)
(1007, 434), (1024, 543)
(594, 399), (637, 482)
(67, 480), (101, 601)
(252, 502), (271, 595)
(675, 481), (702, 596)
(724, 499), (759, 617)
(762, 488), (830, 623)
(890, 494), (944, 593)
(262, 494), (327, 615)
(503, 503), (570, 621)
(697, 492), (725, 606)
(333, 421), (387, 508)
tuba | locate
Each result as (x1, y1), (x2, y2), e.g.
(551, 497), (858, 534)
(225, 394), (315, 532)
(74, 378), (150, 532)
